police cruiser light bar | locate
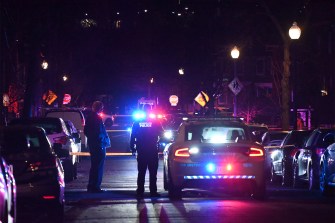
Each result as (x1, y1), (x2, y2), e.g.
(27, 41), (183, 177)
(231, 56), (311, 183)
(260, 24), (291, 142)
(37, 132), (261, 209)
(182, 116), (244, 122)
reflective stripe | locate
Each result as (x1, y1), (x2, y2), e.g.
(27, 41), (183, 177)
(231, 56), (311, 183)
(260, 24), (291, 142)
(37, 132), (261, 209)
(184, 175), (255, 179)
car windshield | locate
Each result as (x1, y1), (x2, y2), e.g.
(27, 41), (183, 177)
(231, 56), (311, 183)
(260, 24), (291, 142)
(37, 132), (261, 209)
(285, 131), (311, 147)
(0, 129), (51, 154)
(185, 125), (247, 143)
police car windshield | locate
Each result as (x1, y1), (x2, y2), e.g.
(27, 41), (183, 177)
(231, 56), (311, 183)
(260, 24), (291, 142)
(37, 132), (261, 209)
(185, 125), (247, 143)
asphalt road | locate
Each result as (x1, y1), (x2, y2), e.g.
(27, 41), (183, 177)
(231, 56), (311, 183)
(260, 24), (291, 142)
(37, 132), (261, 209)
(61, 157), (335, 222)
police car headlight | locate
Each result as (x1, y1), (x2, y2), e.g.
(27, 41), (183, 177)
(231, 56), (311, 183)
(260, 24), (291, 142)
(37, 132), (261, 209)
(164, 131), (173, 139)
(189, 147), (199, 154)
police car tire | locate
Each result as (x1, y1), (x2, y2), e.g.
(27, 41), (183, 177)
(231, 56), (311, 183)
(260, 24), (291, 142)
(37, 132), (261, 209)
(252, 180), (266, 200)
(167, 168), (182, 198)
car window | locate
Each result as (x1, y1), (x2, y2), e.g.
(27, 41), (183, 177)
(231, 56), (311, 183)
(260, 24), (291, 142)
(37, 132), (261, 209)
(0, 130), (51, 154)
(286, 131), (311, 147)
(316, 130), (335, 148)
(185, 125), (246, 143)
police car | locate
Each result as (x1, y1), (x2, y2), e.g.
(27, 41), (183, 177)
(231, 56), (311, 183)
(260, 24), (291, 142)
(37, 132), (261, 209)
(163, 116), (266, 199)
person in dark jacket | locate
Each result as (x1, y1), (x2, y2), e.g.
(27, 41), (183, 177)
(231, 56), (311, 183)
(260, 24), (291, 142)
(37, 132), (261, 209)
(130, 115), (164, 198)
(84, 101), (111, 193)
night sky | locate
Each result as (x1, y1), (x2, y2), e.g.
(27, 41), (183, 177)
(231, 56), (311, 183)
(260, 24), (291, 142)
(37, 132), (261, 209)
(1, 0), (334, 115)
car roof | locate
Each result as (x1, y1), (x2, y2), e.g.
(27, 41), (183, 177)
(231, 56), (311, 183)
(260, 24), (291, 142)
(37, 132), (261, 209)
(181, 116), (246, 127)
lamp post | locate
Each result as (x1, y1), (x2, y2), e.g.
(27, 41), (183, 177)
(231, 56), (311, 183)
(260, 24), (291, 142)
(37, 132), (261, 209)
(231, 46), (240, 117)
(289, 22), (301, 130)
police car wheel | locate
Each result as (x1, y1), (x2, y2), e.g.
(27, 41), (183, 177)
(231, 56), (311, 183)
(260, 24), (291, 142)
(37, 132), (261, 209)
(252, 180), (266, 200)
(167, 169), (182, 198)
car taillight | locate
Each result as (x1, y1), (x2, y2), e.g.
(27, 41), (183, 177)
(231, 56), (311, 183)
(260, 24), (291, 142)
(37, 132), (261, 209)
(175, 148), (190, 157)
(249, 147), (264, 157)
(315, 148), (325, 156)
(43, 195), (56, 200)
(54, 136), (68, 145)
(28, 158), (57, 172)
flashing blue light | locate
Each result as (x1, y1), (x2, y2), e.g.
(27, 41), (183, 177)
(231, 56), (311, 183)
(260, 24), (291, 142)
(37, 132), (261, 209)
(206, 163), (216, 173)
(133, 110), (146, 120)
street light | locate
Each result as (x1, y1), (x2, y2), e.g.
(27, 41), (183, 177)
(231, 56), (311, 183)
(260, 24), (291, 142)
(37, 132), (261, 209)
(231, 46), (239, 117)
(41, 60), (48, 70)
(289, 22), (301, 130)
(289, 22), (301, 40)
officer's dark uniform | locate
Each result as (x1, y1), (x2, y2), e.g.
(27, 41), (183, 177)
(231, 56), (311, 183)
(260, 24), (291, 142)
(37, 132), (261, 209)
(84, 106), (110, 193)
(130, 118), (163, 197)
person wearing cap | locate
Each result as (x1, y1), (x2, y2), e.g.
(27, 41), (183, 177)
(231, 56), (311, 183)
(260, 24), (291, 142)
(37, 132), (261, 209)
(130, 109), (164, 198)
(84, 101), (111, 193)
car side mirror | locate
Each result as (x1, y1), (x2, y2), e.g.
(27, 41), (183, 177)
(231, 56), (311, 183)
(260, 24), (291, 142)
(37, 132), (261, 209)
(53, 143), (70, 158)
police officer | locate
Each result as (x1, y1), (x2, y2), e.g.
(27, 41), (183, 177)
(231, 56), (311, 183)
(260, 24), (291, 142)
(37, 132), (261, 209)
(84, 101), (111, 193)
(130, 112), (164, 198)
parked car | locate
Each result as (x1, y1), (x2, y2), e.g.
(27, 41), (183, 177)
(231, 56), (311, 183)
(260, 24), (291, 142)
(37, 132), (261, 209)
(98, 112), (114, 129)
(269, 130), (312, 186)
(44, 108), (86, 150)
(0, 156), (16, 223)
(320, 141), (335, 196)
(163, 116), (266, 199)
(293, 128), (335, 190)
(0, 125), (65, 221)
(247, 124), (269, 143)
(9, 117), (79, 182)
(261, 130), (289, 147)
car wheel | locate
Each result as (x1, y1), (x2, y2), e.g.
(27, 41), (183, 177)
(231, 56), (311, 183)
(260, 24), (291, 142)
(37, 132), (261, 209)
(319, 163), (332, 196)
(163, 166), (169, 191)
(282, 161), (293, 187)
(167, 169), (182, 199)
(293, 162), (302, 188)
(270, 164), (279, 184)
(63, 159), (74, 182)
(48, 202), (64, 223)
(252, 180), (266, 200)
(73, 162), (78, 179)
(308, 164), (318, 190)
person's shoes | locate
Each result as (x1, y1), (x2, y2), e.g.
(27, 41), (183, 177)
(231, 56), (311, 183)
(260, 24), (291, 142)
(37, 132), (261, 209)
(150, 192), (161, 197)
(87, 188), (106, 193)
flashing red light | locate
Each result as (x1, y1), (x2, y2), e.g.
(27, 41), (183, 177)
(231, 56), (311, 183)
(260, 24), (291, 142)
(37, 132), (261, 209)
(175, 148), (190, 157)
(249, 147), (264, 157)
(315, 148), (325, 156)
(226, 163), (232, 171)
(149, 113), (156, 119)
(43, 195), (56, 200)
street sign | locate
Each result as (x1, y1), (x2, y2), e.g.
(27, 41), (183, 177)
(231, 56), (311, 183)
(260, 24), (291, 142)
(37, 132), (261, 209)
(194, 91), (209, 107)
(169, 95), (178, 106)
(228, 77), (243, 95)
(63, 94), (71, 104)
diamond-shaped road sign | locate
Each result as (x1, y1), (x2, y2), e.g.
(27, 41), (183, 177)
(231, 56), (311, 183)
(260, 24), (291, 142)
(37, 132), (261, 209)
(228, 77), (243, 95)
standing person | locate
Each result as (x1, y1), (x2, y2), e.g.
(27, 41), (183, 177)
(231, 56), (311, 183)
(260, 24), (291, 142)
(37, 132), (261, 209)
(297, 112), (304, 130)
(84, 101), (111, 193)
(130, 114), (164, 198)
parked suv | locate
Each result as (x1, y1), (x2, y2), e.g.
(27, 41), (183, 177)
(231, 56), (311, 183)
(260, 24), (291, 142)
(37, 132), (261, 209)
(0, 125), (65, 221)
(293, 128), (335, 190)
(44, 108), (87, 150)
(9, 117), (79, 182)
